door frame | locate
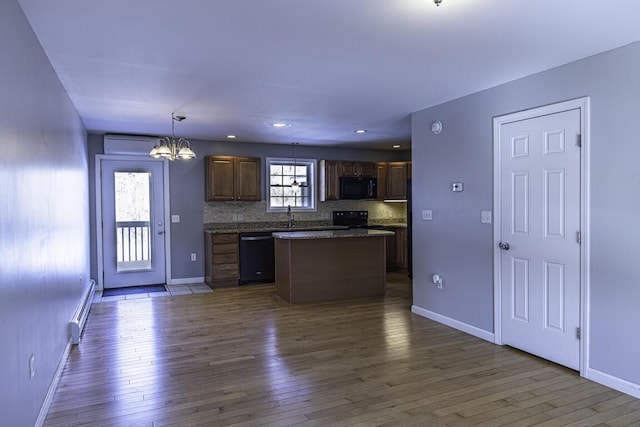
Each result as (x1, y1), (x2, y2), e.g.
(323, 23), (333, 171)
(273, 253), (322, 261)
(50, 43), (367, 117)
(492, 97), (590, 376)
(95, 155), (172, 290)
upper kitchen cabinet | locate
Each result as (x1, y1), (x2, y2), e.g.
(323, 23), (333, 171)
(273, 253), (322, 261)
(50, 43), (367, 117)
(376, 162), (387, 200)
(339, 161), (375, 177)
(319, 159), (340, 201)
(205, 155), (261, 201)
(386, 162), (408, 200)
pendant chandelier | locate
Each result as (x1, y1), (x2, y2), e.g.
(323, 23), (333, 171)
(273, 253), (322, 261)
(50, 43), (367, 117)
(149, 112), (196, 160)
(291, 142), (300, 191)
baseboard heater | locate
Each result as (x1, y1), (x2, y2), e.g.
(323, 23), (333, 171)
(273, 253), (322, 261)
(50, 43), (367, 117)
(69, 279), (96, 344)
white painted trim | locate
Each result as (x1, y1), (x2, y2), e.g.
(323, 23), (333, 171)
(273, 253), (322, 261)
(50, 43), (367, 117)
(35, 339), (72, 427)
(411, 305), (495, 343)
(587, 368), (640, 399)
(168, 276), (205, 285)
(492, 97), (591, 377)
(95, 155), (171, 289)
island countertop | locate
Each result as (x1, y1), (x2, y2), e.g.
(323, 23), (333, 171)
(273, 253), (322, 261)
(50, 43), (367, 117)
(272, 228), (394, 240)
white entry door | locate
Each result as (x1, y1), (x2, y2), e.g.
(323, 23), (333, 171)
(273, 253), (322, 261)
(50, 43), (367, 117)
(100, 159), (166, 288)
(498, 108), (581, 370)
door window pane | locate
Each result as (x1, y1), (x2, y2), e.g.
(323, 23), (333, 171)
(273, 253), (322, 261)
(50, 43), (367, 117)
(114, 171), (152, 272)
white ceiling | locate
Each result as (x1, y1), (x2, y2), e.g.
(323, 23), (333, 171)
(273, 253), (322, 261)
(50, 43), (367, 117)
(17, 0), (640, 150)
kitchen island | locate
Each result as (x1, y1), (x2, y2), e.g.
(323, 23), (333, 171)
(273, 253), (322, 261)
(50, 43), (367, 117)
(272, 229), (394, 303)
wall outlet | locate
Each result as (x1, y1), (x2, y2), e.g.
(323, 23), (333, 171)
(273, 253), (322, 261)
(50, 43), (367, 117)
(481, 210), (492, 224)
(432, 274), (443, 289)
(171, 214), (181, 223)
(29, 354), (35, 379)
(190, 253), (197, 262)
(232, 213), (238, 221)
(422, 210), (433, 221)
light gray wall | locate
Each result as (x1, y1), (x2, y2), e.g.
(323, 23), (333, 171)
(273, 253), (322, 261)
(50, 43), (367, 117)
(411, 42), (640, 386)
(87, 135), (408, 280)
(0, 1), (90, 426)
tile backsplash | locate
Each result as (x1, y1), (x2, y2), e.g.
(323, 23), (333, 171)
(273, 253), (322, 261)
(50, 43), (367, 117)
(204, 200), (407, 225)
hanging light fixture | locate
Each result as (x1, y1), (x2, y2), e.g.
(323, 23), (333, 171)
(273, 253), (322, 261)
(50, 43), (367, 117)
(149, 112), (196, 160)
(291, 142), (300, 192)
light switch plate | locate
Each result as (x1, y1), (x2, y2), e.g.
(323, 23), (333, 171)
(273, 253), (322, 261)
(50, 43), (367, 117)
(422, 210), (433, 221)
(481, 211), (492, 224)
(452, 182), (464, 192)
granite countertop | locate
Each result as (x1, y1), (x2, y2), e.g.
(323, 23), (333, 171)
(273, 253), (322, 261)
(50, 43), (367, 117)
(272, 228), (395, 240)
(376, 223), (407, 228)
(205, 225), (349, 234)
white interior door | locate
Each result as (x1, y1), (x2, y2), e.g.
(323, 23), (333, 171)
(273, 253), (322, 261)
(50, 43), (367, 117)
(100, 159), (166, 288)
(498, 108), (581, 370)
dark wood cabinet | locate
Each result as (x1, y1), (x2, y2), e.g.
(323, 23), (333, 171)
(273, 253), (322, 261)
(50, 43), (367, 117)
(204, 232), (239, 287)
(386, 162), (408, 200)
(385, 232), (396, 269)
(384, 226), (408, 271)
(376, 162), (387, 200)
(206, 156), (261, 201)
(339, 161), (375, 177)
(319, 159), (340, 201)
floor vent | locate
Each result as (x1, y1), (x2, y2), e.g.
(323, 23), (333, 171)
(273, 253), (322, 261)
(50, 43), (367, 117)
(69, 279), (95, 344)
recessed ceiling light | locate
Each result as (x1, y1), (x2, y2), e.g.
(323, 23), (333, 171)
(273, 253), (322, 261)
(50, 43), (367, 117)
(227, 135), (237, 139)
(392, 145), (401, 149)
(272, 123), (288, 128)
(354, 129), (367, 134)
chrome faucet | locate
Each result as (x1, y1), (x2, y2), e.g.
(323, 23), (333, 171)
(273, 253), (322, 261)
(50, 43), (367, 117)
(287, 205), (295, 228)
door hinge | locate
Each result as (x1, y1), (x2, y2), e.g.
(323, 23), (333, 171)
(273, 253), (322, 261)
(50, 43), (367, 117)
(577, 134), (582, 147)
(576, 231), (581, 244)
(576, 327), (581, 340)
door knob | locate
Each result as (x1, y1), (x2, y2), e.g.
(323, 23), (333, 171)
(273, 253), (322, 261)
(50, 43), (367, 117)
(499, 242), (510, 250)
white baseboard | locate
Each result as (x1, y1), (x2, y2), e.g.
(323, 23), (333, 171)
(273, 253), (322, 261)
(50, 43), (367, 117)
(168, 276), (205, 285)
(411, 305), (495, 343)
(35, 339), (72, 427)
(587, 368), (640, 399)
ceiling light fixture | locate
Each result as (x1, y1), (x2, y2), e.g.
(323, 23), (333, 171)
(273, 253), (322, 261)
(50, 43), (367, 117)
(227, 135), (237, 139)
(393, 145), (401, 149)
(272, 123), (288, 128)
(291, 142), (300, 192)
(149, 112), (196, 160)
(354, 129), (367, 134)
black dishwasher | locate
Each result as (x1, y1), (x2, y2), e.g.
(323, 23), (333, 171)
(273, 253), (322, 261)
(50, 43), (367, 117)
(239, 232), (275, 284)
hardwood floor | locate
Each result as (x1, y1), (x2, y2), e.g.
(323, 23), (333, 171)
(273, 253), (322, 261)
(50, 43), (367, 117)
(45, 274), (639, 426)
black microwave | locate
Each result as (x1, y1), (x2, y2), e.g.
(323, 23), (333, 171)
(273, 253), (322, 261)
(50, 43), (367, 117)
(339, 177), (377, 199)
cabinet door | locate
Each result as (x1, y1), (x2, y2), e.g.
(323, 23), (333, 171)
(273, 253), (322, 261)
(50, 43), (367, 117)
(376, 163), (387, 200)
(395, 228), (408, 269)
(385, 233), (396, 268)
(235, 157), (261, 201)
(320, 160), (340, 201)
(339, 161), (356, 177)
(358, 162), (375, 177)
(206, 156), (235, 201)
(387, 162), (408, 200)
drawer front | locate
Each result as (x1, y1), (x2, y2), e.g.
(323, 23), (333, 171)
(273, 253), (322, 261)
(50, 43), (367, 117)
(213, 253), (238, 264)
(213, 243), (238, 254)
(213, 264), (239, 279)
(212, 233), (238, 244)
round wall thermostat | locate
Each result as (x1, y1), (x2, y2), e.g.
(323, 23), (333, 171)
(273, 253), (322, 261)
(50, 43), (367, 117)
(431, 121), (443, 134)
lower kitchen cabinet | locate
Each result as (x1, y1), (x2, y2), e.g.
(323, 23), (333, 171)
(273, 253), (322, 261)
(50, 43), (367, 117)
(204, 232), (239, 287)
(384, 226), (408, 271)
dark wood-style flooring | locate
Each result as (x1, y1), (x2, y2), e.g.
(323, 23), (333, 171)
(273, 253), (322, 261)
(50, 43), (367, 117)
(44, 273), (640, 426)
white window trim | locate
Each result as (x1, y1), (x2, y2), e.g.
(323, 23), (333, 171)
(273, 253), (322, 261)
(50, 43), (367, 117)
(266, 157), (317, 212)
